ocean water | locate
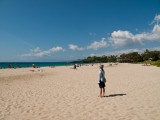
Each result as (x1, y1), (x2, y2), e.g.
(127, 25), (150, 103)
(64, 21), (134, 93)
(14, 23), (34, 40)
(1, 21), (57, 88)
(0, 62), (77, 68)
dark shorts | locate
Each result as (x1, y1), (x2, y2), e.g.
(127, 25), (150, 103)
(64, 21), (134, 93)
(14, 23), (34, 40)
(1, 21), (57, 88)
(98, 81), (105, 88)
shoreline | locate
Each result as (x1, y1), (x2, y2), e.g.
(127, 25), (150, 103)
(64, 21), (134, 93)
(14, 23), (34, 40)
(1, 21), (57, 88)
(0, 62), (94, 69)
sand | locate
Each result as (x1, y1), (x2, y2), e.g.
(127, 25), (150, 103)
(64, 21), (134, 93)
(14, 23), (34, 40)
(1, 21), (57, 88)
(0, 63), (160, 120)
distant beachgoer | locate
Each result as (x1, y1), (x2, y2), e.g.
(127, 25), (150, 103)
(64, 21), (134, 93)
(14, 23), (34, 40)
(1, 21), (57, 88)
(8, 64), (13, 68)
(73, 64), (77, 70)
(32, 64), (36, 68)
(98, 65), (106, 97)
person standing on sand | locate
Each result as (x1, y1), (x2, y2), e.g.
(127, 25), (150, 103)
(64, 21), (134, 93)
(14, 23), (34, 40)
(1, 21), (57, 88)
(98, 65), (106, 97)
(74, 64), (77, 70)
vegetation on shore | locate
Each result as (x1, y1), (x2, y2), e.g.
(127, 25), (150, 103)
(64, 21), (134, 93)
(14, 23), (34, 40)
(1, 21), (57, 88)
(134, 60), (160, 67)
(74, 49), (160, 67)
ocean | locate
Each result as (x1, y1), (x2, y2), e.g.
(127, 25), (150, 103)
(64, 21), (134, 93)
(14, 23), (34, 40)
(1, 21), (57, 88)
(0, 62), (79, 68)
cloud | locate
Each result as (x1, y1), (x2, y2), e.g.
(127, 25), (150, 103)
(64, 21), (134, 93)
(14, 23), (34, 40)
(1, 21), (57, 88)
(21, 14), (160, 60)
(105, 49), (142, 56)
(31, 47), (41, 53)
(88, 54), (97, 57)
(88, 46), (160, 57)
(109, 30), (143, 47)
(89, 32), (97, 36)
(105, 46), (160, 56)
(152, 14), (160, 24)
(110, 24), (160, 47)
(22, 46), (64, 57)
(68, 44), (84, 51)
(150, 46), (160, 51)
(87, 38), (108, 50)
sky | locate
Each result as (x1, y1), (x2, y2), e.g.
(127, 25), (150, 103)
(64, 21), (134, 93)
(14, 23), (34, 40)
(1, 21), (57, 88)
(0, 0), (160, 62)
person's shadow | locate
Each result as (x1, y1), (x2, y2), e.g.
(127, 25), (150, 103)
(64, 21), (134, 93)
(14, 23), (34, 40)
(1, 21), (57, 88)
(104, 94), (127, 97)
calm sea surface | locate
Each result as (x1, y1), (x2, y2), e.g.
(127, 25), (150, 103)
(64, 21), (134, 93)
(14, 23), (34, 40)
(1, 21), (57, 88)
(0, 62), (80, 68)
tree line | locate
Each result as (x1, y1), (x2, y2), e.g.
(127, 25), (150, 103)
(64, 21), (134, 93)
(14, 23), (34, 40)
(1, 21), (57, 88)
(75, 49), (160, 63)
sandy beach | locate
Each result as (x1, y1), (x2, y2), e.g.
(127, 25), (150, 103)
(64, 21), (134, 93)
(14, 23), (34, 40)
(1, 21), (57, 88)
(0, 63), (160, 120)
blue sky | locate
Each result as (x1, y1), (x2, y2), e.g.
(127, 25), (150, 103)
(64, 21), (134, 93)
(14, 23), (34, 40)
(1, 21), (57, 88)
(0, 0), (160, 62)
